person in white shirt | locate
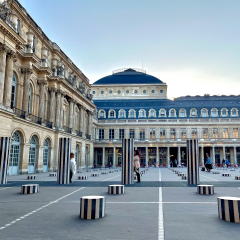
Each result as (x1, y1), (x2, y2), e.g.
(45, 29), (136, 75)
(69, 153), (76, 183)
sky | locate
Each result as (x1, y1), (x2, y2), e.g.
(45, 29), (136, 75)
(18, 0), (240, 99)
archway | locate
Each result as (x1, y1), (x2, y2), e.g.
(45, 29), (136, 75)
(28, 135), (37, 173)
(43, 139), (50, 172)
(9, 131), (21, 175)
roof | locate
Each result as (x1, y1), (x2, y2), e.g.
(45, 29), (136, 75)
(93, 68), (164, 85)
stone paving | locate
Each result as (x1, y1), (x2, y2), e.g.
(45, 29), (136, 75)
(0, 167), (240, 240)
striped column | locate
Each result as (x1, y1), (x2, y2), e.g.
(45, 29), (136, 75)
(57, 138), (71, 184)
(49, 173), (57, 177)
(218, 197), (240, 223)
(222, 173), (230, 177)
(91, 173), (99, 177)
(197, 185), (214, 195)
(108, 185), (124, 194)
(27, 176), (36, 180)
(235, 176), (240, 180)
(187, 139), (199, 185)
(21, 184), (39, 194)
(78, 176), (88, 180)
(80, 196), (105, 219)
(0, 137), (10, 184)
(122, 138), (134, 185)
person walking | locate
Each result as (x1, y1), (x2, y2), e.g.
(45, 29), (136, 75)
(69, 153), (76, 183)
(205, 153), (212, 172)
(134, 149), (141, 183)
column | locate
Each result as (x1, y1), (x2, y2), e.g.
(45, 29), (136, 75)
(145, 146), (148, 167)
(55, 90), (62, 129)
(234, 146), (237, 164)
(60, 94), (65, 129)
(201, 146), (204, 166)
(113, 147), (116, 166)
(212, 146), (216, 165)
(49, 88), (56, 125)
(88, 111), (93, 137)
(223, 146), (226, 160)
(22, 68), (32, 114)
(0, 44), (7, 107)
(80, 106), (86, 136)
(3, 51), (16, 110)
(69, 99), (74, 130)
(156, 147), (159, 167)
(38, 80), (47, 121)
(0, 137), (10, 184)
(167, 146), (170, 166)
(102, 147), (105, 167)
(178, 146), (181, 166)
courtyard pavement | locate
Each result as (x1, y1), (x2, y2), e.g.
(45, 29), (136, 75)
(1, 167), (240, 240)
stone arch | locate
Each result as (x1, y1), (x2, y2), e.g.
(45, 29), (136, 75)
(11, 128), (26, 144)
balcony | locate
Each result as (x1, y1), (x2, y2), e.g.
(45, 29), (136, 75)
(63, 126), (72, 134)
(29, 114), (42, 125)
(76, 130), (82, 137)
(44, 120), (53, 128)
(86, 135), (91, 140)
(14, 108), (26, 119)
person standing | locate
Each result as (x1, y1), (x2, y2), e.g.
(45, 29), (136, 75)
(69, 153), (76, 183)
(134, 149), (141, 183)
(205, 153), (212, 172)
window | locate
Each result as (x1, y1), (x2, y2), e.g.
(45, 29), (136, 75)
(160, 109), (165, 117)
(118, 90), (121, 94)
(233, 128), (238, 138)
(99, 129), (104, 140)
(211, 109), (217, 117)
(180, 109), (185, 117)
(222, 109), (227, 117)
(17, 19), (20, 34)
(109, 90), (112, 94)
(101, 91), (104, 94)
(92, 91), (95, 94)
(202, 109), (207, 117)
(28, 86), (32, 114)
(140, 110), (145, 117)
(119, 110), (125, 118)
(62, 64), (65, 77)
(109, 110), (115, 118)
(143, 90), (146, 94)
(160, 90), (163, 93)
(119, 129), (124, 139)
(130, 129), (135, 139)
(109, 129), (114, 139)
(170, 109), (175, 117)
(232, 108), (237, 117)
(129, 110), (135, 118)
(11, 74), (17, 109)
(160, 129), (165, 139)
(213, 128), (218, 139)
(126, 90), (129, 94)
(32, 36), (35, 53)
(191, 109), (196, 117)
(140, 129), (145, 140)
(150, 110), (155, 117)
(180, 128), (186, 139)
(170, 128), (175, 139)
(134, 90), (138, 93)
(150, 129), (155, 140)
(223, 128), (228, 138)
(151, 90), (155, 93)
(192, 128), (197, 138)
(99, 110), (105, 118)
(202, 128), (208, 139)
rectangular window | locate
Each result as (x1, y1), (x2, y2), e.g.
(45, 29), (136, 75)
(202, 128), (208, 139)
(180, 128), (186, 139)
(150, 128), (155, 140)
(17, 19), (20, 34)
(119, 129), (124, 139)
(191, 128), (197, 139)
(223, 128), (228, 139)
(140, 129), (145, 140)
(32, 36), (35, 53)
(99, 129), (104, 140)
(109, 129), (114, 139)
(213, 128), (218, 139)
(130, 129), (135, 139)
(233, 128), (238, 138)
(170, 128), (175, 139)
(160, 128), (165, 139)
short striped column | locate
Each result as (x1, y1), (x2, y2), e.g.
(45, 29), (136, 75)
(108, 185), (124, 195)
(57, 138), (71, 184)
(230, 170), (235, 171)
(0, 137), (10, 184)
(91, 173), (99, 177)
(218, 197), (240, 223)
(21, 184), (39, 194)
(178, 173), (185, 176)
(80, 196), (105, 219)
(222, 173), (231, 177)
(86, 170), (92, 172)
(187, 139), (199, 185)
(235, 176), (240, 180)
(182, 175), (187, 180)
(212, 172), (220, 174)
(49, 173), (57, 177)
(197, 185), (214, 195)
(78, 176), (88, 180)
(109, 170), (114, 173)
(93, 169), (98, 171)
(27, 175), (36, 180)
(122, 138), (134, 185)
(114, 170), (119, 172)
(101, 172), (108, 175)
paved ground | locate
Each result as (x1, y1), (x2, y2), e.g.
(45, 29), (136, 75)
(1, 167), (240, 240)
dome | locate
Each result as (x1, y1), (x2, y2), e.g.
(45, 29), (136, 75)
(93, 68), (164, 85)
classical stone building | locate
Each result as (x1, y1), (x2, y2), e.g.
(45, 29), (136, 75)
(0, 0), (97, 175)
(92, 68), (240, 167)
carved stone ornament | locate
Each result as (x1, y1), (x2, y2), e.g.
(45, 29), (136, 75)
(0, 1), (16, 31)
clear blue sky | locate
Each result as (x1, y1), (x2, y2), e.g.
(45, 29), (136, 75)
(18, 0), (240, 99)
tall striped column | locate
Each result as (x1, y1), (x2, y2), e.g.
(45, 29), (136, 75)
(122, 138), (134, 185)
(57, 138), (71, 184)
(0, 137), (10, 184)
(187, 139), (199, 185)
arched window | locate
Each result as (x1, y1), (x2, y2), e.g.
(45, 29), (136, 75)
(211, 108), (218, 117)
(9, 131), (21, 175)
(160, 109), (166, 117)
(11, 73), (17, 109)
(99, 110), (105, 118)
(170, 109), (176, 117)
(75, 145), (79, 169)
(109, 110), (115, 118)
(140, 110), (145, 117)
(221, 108), (227, 117)
(129, 110), (135, 118)
(28, 86), (32, 114)
(180, 109), (186, 117)
(119, 110), (125, 118)
(43, 139), (49, 172)
(149, 109), (155, 117)
(231, 108), (238, 117)
(190, 109), (197, 117)
(201, 109), (208, 117)
(28, 136), (37, 173)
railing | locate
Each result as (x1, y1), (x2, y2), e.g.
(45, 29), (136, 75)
(14, 108), (26, 119)
(86, 135), (91, 140)
(44, 120), (53, 128)
(29, 114), (42, 125)
(63, 126), (72, 134)
(76, 130), (82, 137)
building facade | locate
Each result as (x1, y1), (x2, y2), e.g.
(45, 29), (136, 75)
(0, 0), (97, 175)
(92, 68), (240, 167)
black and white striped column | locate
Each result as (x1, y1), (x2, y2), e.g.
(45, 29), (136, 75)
(235, 176), (240, 180)
(78, 176), (88, 180)
(197, 185), (214, 195)
(80, 196), (105, 219)
(0, 137), (10, 184)
(57, 138), (71, 184)
(122, 138), (134, 185)
(182, 175), (187, 180)
(187, 139), (199, 185)
(108, 185), (124, 194)
(212, 172), (220, 174)
(218, 197), (240, 223)
(222, 173), (230, 177)
(49, 173), (57, 177)
(27, 175), (36, 180)
(91, 173), (99, 177)
(21, 184), (39, 194)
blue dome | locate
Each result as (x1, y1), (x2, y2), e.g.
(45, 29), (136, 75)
(93, 68), (163, 85)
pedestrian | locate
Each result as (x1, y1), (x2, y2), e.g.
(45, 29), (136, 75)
(205, 153), (212, 172)
(174, 159), (178, 167)
(69, 153), (76, 183)
(134, 149), (141, 183)
(226, 159), (229, 168)
(222, 159), (225, 168)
